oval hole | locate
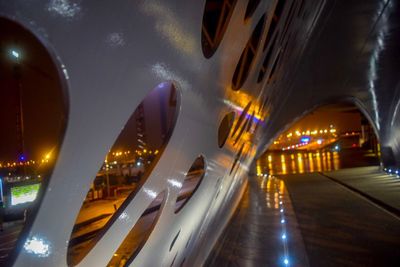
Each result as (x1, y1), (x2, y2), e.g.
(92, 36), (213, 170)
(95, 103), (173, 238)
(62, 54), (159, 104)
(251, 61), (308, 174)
(107, 191), (166, 267)
(268, 50), (282, 84)
(67, 82), (179, 266)
(230, 143), (245, 175)
(233, 114), (252, 145)
(170, 252), (178, 267)
(231, 101), (252, 138)
(232, 14), (265, 91)
(170, 230), (181, 251)
(185, 233), (192, 248)
(263, 0), (286, 51)
(0, 18), (67, 265)
(258, 33), (278, 82)
(218, 112), (235, 148)
(201, 0), (238, 58)
(244, 0), (261, 20)
(174, 156), (206, 213)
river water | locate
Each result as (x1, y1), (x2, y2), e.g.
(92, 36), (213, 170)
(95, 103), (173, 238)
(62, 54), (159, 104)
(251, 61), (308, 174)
(256, 148), (380, 175)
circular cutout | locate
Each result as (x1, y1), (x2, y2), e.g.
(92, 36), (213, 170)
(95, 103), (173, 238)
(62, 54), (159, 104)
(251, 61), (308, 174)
(258, 33), (279, 82)
(231, 101), (252, 138)
(0, 17), (67, 265)
(230, 143), (245, 175)
(263, 0), (286, 51)
(218, 112), (235, 148)
(170, 230), (181, 251)
(244, 0), (261, 20)
(67, 83), (179, 266)
(174, 156), (206, 213)
(201, 0), (238, 58)
(232, 14), (266, 91)
(170, 252), (178, 267)
(107, 191), (167, 267)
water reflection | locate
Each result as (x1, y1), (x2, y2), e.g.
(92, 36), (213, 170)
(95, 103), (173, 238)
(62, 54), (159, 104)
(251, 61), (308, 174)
(257, 148), (380, 175)
(257, 150), (339, 175)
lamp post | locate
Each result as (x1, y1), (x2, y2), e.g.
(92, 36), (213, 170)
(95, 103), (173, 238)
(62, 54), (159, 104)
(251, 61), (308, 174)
(105, 155), (111, 198)
(10, 49), (27, 176)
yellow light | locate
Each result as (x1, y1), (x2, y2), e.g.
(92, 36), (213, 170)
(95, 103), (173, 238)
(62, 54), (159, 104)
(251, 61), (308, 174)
(45, 152), (52, 160)
(154, 150), (159, 155)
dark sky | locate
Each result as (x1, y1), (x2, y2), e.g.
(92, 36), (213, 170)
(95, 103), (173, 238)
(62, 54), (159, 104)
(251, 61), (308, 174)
(0, 17), (179, 164)
(290, 104), (362, 134)
(0, 18), (66, 162)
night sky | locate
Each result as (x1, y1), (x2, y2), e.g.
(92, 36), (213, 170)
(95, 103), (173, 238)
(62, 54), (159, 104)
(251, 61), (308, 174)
(0, 18), (66, 162)
(0, 17), (178, 164)
(290, 103), (363, 134)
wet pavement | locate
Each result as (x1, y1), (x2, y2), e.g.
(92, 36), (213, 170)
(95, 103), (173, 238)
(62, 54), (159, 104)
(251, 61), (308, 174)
(323, 166), (400, 212)
(208, 149), (400, 267)
(206, 174), (309, 267)
(280, 171), (400, 267)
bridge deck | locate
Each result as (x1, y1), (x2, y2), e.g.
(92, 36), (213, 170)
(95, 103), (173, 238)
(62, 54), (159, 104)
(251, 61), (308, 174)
(207, 167), (400, 267)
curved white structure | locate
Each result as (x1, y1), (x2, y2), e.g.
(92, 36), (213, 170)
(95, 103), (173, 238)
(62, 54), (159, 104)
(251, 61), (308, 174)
(1, 0), (400, 266)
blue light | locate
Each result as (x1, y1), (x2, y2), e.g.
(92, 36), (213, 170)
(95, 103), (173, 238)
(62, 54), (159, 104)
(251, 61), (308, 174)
(281, 219), (285, 223)
(300, 136), (310, 143)
(0, 177), (3, 202)
(395, 170), (399, 174)
(11, 50), (20, 59)
(284, 258), (289, 265)
(388, 169), (392, 173)
(280, 208), (284, 213)
(282, 234), (286, 239)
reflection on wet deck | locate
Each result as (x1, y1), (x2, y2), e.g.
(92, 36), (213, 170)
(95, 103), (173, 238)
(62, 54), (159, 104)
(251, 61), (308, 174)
(257, 150), (340, 175)
(206, 174), (309, 267)
(257, 148), (380, 175)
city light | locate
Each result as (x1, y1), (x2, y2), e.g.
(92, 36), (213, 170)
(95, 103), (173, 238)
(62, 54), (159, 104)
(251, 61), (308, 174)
(11, 49), (20, 59)
(284, 258), (289, 265)
(19, 154), (26, 161)
(0, 177), (3, 202)
(24, 236), (51, 257)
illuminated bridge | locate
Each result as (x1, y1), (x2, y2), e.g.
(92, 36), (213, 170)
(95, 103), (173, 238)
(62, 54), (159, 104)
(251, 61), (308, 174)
(0, 0), (400, 266)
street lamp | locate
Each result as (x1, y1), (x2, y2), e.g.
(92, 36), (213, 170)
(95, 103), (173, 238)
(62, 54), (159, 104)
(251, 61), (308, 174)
(105, 155), (111, 198)
(10, 49), (20, 60)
